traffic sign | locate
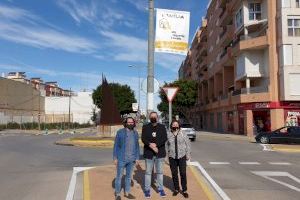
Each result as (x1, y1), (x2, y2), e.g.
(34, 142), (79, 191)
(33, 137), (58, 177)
(163, 87), (179, 102)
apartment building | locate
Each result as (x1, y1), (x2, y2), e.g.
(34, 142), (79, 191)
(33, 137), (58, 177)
(180, 0), (300, 136)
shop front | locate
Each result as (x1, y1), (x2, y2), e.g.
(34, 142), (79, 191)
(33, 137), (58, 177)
(238, 101), (300, 136)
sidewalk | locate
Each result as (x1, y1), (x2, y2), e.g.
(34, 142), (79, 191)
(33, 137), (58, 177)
(83, 163), (215, 200)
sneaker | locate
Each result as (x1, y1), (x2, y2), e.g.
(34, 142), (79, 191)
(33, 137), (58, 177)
(182, 192), (189, 198)
(124, 193), (136, 199)
(172, 190), (179, 196)
(144, 190), (151, 199)
(158, 190), (167, 198)
(115, 194), (121, 200)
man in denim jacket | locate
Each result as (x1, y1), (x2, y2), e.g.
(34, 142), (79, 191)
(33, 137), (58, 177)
(113, 117), (140, 200)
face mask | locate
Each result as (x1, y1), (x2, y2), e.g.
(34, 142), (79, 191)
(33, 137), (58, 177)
(150, 118), (157, 123)
(126, 124), (135, 130)
(171, 127), (179, 132)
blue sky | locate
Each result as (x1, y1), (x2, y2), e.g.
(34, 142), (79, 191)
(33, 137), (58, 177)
(0, 0), (209, 111)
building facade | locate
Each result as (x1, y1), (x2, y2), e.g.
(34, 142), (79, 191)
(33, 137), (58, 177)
(179, 0), (300, 136)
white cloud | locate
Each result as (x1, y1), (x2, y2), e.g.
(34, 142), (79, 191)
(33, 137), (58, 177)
(57, 0), (136, 30)
(56, 0), (97, 24)
(0, 4), (99, 54)
(99, 31), (184, 72)
(125, 0), (147, 12)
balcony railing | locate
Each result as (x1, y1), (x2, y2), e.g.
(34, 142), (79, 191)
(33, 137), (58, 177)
(232, 86), (268, 96)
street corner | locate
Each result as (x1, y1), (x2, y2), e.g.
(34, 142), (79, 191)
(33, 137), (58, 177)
(55, 137), (115, 148)
(79, 162), (219, 200)
(270, 144), (300, 153)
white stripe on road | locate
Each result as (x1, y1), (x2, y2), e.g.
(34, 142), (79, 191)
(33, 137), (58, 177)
(189, 161), (231, 200)
(66, 167), (95, 200)
(260, 144), (274, 151)
(209, 162), (231, 165)
(252, 171), (300, 192)
(239, 162), (260, 165)
(269, 162), (291, 166)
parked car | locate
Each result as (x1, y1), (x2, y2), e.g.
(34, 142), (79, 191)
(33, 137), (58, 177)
(181, 123), (196, 142)
(255, 126), (300, 144)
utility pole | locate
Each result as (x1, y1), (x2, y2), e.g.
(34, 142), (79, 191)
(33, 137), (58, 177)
(68, 88), (71, 130)
(147, 0), (155, 117)
(38, 90), (41, 131)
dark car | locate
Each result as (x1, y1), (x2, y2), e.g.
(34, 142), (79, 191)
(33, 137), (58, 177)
(255, 126), (300, 144)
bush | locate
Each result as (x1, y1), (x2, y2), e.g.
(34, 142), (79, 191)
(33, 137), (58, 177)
(0, 122), (92, 130)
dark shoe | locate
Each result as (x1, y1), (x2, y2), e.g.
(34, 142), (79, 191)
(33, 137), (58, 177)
(182, 192), (189, 198)
(158, 190), (167, 198)
(144, 190), (151, 199)
(124, 193), (136, 199)
(115, 194), (121, 200)
(172, 190), (179, 196)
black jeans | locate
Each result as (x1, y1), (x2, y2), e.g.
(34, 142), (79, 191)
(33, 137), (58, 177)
(169, 156), (187, 192)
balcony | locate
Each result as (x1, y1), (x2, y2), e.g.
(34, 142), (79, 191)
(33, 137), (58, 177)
(219, 25), (234, 47)
(231, 86), (270, 104)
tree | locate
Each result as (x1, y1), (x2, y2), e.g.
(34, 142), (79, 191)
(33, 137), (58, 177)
(92, 83), (136, 114)
(157, 79), (197, 118)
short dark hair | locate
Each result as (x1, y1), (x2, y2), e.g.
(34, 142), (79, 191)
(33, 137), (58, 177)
(149, 111), (158, 117)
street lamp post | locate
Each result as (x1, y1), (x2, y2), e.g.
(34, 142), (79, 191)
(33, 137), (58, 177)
(147, 0), (155, 116)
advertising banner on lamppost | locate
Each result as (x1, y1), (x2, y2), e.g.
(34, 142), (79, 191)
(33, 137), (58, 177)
(155, 9), (190, 55)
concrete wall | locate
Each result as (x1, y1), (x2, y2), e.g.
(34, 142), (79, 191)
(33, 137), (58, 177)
(45, 91), (96, 124)
(0, 78), (45, 124)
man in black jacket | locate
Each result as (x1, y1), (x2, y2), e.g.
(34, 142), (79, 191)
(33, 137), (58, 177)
(141, 112), (168, 198)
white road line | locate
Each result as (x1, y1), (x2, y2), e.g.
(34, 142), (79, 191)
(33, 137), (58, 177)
(209, 162), (231, 165)
(260, 144), (274, 151)
(269, 162), (291, 166)
(189, 161), (231, 200)
(239, 162), (260, 165)
(66, 167), (95, 200)
(252, 171), (300, 192)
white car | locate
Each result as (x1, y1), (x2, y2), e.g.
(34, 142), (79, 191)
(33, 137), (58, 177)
(181, 123), (196, 142)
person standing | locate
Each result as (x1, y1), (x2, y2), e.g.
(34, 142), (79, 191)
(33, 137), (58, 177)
(113, 117), (140, 200)
(167, 120), (191, 198)
(142, 112), (168, 198)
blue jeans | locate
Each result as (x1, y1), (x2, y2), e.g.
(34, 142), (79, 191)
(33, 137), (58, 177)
(115, 160), (135, 195)
(145, 157), (164, 191)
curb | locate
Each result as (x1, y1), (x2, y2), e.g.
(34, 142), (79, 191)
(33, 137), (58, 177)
(270, 144), (300, 153)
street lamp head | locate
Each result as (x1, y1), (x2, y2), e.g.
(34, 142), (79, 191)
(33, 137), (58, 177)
(128, 65), (134, 68)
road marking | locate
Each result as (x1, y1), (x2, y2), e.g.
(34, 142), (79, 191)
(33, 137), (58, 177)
(239, 162), (260, 165)
(84, 170), (91, 200)
(189, 161), (231, 200)
(269, 162), (291, 166)
(66, 167), (95, 200)
(260, 144), (274, 151)
(189, 166), (215, 200)
(209, 162), (230, 165)
(252, 171), (300, 192)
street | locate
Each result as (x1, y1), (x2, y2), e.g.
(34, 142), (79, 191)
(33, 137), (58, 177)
(0, 131), (299, 200)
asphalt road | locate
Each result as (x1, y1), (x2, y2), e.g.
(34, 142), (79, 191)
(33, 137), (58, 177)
(0, 131), (299, 200)
(0, 132), (112, 200)
(193, 132), (300, 200)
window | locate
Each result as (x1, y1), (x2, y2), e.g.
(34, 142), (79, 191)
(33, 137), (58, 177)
(235, 8), (243, 28)
(249, 3), (262, 20)
(296, 0), (300, 8)
(288, 18), (300, 36)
